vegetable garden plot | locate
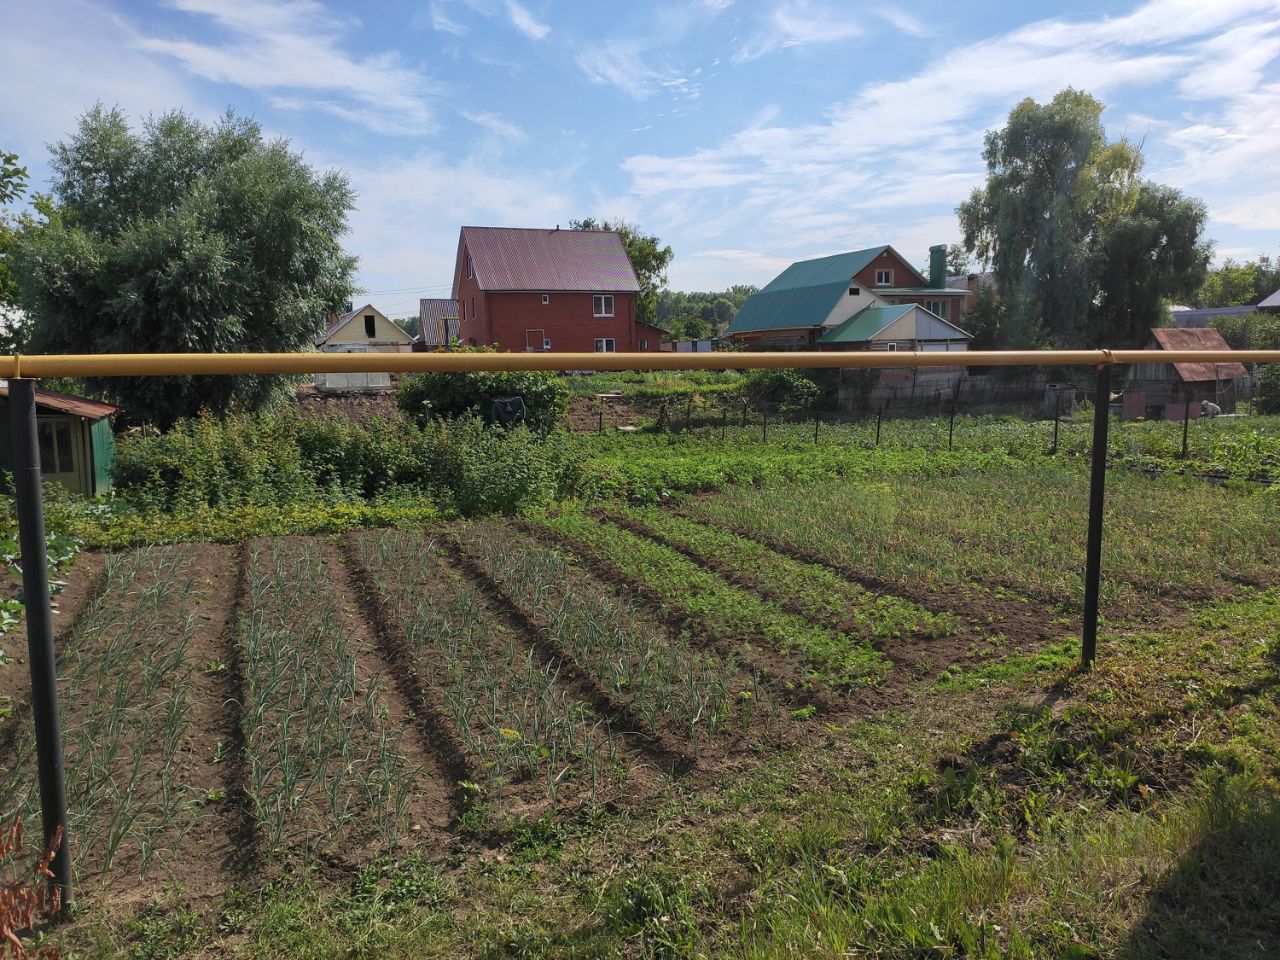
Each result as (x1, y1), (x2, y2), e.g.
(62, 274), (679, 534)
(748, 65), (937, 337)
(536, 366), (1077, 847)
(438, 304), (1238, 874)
(609, 507), (957, 643)
(0, 546), (233, 886)
(684, 468), (1280, 618)
(530, 508), (888, 692)
(455, 523), (780, 762)
(351, 530), (633, 814)
(237, 538), (421, 859)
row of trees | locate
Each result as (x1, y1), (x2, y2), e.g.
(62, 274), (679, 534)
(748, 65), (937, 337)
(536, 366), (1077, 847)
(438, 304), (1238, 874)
(655, 284), (758, 339)
(1195, 255), (1280, 308)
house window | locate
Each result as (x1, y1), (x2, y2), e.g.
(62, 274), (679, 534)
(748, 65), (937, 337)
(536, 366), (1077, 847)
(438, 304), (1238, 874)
(925, 300), (948, 320)
(639, 339), (648, 350)
(37, 421), (75, 474)
(875, 269), (892, 286)
(364, 314), (376, 338)
(594, 338), (616, 352)
(541, 294), (549, 304)
(886, 342), (898, 352)
(849, 286), (860, 296)
(466, 254), (473, 280)
(593, 294), (614, 317)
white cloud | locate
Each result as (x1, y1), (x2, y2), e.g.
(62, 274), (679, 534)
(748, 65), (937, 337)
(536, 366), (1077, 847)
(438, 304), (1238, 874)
(0, 0), (205, 160)
(734, 1), (864, 62)
(429, 2), (468, 35)
(875, 5), (930, 38)
(505, 0), (550, 39)
(576, 40), (698, 100)
(139, 0), (443, 134)
(460, 110), (527, 141)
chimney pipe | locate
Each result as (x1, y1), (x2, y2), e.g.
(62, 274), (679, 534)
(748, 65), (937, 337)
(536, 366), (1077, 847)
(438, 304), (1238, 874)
(929, 244), (946, 290)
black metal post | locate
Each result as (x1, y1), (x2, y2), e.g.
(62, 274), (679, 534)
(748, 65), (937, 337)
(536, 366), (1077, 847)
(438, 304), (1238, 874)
(598, 405), (604, 433)
(720, 402), (727, 441)
(1081, 364), (1111, 670)
(9, 379), (72, 908)
(813, 410), (820, 444)
(1052, 388), (1062, 454)
(875, 403), (884, 446)
(1181, 388), (1191, 459)
(741, 401), (747, 428)
(684, 397), (692, 433)
(762, 405), (768, 443)
(948, 404), (956, 450)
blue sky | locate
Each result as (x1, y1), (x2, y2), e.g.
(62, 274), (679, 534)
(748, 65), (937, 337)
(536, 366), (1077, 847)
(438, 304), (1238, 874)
(5, 0), (1280, 318)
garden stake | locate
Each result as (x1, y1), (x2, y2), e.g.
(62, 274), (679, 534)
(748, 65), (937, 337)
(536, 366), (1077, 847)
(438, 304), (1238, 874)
(1182, 388), (1191, 459)
(9, 378), (72, 910)
(1052, 388), (1062, 454)
(813, 410), (820, 444)
(875, 403), (884, 446)
(721, 403), (727, 441)
(1082, 364), (1111, 670)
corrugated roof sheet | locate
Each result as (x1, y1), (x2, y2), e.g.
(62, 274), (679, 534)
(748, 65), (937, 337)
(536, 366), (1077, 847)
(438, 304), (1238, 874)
(322, 307), (359, 340)
(729, 247), (893, 334)
(460, 226), (640, 292)
(0, 384), (117, 419)
(419, 299), (460, 346)
(1149, 328), (1249, 382)
(818, 304), (913, 344)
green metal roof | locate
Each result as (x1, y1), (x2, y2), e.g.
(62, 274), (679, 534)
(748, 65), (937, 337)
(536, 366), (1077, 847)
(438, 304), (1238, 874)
(818, 304), (914, 344)
(729, 247), (889, 334)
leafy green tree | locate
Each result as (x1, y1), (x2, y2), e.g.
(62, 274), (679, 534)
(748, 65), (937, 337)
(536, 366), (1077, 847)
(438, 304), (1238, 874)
(958, 88), (1209, 347)
(1196, 256), (1279, 307)
(569, 217), (673, 327)
(0, 152), (30, 344)
(15, 106), (356, 425)
(946, 242), (971, 277)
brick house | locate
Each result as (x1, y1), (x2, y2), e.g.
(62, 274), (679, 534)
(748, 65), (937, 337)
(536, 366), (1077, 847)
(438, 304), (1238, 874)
(729, 244), (972, 350)
(453, 226), (664, 353)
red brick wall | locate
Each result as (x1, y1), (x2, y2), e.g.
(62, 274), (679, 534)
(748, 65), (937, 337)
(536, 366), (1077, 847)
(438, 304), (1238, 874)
(854, 249), (922, 291)
(466, 290), (654, 352)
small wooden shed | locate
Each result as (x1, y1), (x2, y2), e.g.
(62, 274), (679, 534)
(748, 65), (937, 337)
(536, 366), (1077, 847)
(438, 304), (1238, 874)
(1124, 327), (1249, 416)
(0, 385), (118, 497)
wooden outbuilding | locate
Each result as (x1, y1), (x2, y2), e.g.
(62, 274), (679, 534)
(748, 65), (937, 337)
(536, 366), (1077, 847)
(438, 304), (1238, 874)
(0, 385), (117, 497)
(1124, 327), (1248, 416)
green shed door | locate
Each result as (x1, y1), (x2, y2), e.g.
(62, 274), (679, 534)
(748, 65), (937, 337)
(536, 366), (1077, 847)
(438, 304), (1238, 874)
(89, 417), (115, 497)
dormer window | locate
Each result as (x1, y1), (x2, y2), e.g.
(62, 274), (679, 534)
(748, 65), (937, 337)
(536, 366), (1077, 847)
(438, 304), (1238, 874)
(875, 269), (892, 286)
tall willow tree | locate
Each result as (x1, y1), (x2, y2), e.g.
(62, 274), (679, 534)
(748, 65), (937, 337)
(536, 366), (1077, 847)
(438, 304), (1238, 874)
(16, 106), (357, 425)
(958, 89), (1209, 347)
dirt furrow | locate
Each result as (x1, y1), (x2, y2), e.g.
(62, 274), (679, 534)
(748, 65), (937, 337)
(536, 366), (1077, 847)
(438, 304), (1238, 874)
(339, 532), (478, 818)
(514, 518), (837, 717)
(324, 536), (456, 848)
(444, 534), (696, 777)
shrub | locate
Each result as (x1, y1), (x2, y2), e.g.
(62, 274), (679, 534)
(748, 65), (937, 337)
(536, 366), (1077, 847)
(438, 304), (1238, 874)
(740, 368), (820, 409)
(395, 347), (568, 433)
(1256, 364), (1280, 415)
(109, 410), (583, 523)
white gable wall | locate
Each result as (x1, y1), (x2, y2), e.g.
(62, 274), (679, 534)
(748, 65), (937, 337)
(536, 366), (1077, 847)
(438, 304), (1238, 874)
(321, 304), (414, 353)
(821, 286), (889, 327)
(874, 306), (971, 349)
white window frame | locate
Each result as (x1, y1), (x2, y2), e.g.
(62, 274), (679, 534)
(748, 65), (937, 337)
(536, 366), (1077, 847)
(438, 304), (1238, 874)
(594, 337), (616, 352)
(875, 269), (892, 286)
(541, 294), (549, 304)
(639, 339), (648, 351)
(925, 300), (948, 319)
(593, 294), (614, 317)
(885, 342), (898, 352)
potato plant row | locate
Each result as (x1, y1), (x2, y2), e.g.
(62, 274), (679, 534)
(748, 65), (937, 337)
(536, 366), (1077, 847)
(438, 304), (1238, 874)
(238, 539), (417, 857)
(613, 506), (957, 641)
(531, 509), (889, 690)
(354, 531), (628, 807)
(457, 523), (753, 752)
(1, 548), (206, 877)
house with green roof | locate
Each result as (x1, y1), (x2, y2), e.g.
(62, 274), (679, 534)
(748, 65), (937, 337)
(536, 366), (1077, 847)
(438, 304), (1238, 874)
(729, 243), (973, 352)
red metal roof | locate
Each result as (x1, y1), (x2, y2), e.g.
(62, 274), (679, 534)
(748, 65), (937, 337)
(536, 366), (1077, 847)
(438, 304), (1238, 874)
(1149, 328), (1249, 382)
(0, 384), (117, 419)
(459, 226), (640, 293)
